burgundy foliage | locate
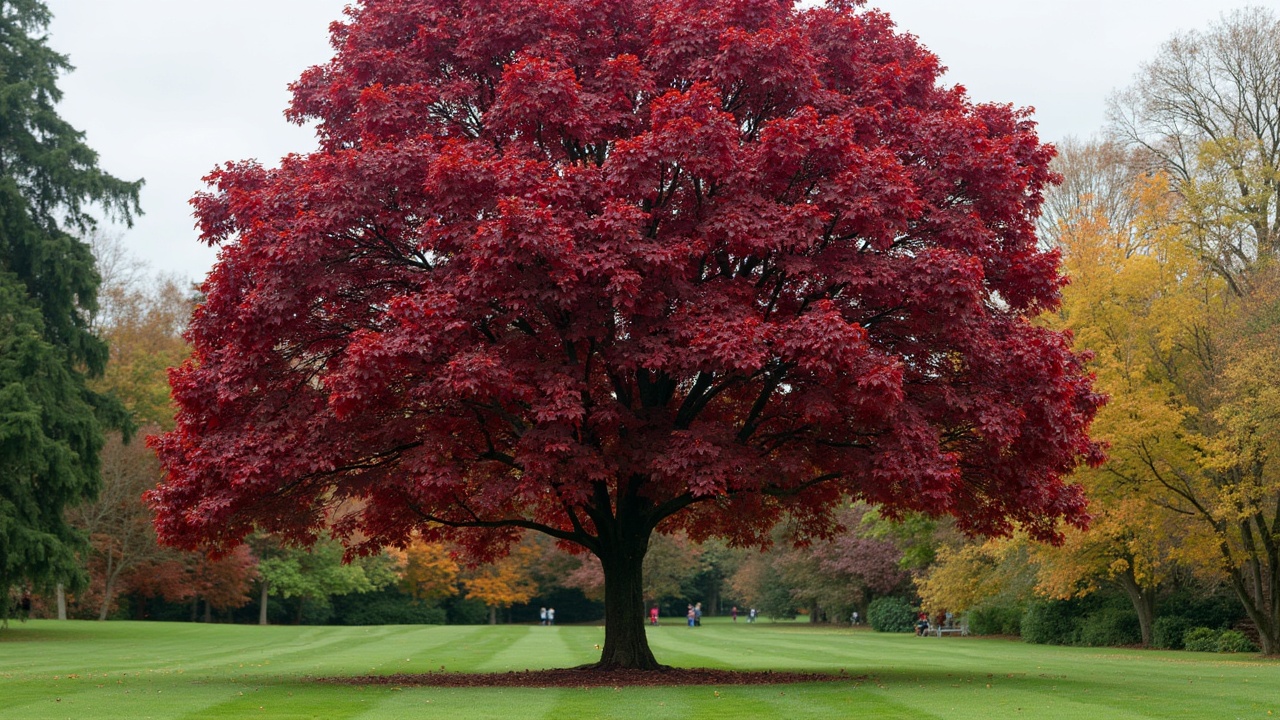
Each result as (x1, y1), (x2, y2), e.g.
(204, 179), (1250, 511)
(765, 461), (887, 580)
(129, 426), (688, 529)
(803, 507), (912, 604)
(149, 0), (1101, 668)
(128, 545), (258, 613)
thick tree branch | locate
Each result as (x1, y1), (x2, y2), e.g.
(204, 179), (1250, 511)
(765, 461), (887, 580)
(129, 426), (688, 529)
(407, 501), (594, 551)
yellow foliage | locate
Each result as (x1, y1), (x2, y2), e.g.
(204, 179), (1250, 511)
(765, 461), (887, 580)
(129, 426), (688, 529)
(462, 541), (539, 609)
(90, 276), (193, 429)
(1050, 156), (1280, 651)
(916, 538), (1031, 613)
(1038, 171), (1219, 599)
(389, 541), (459, 602)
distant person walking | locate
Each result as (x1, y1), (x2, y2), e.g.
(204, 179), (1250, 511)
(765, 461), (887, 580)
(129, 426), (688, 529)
(650, 606), (660, 625)
(748, 608), (757, 623)
(731, 606), (739, 622)
(851, 611), (859, 626)
(687, 604), (696, 627)
(547, 607), (555, 625)
(694, 602), (703, 626)
(540, 607), (548, 626)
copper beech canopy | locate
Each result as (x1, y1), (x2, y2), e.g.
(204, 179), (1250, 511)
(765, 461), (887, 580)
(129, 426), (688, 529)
(149, 0), (1102, 668)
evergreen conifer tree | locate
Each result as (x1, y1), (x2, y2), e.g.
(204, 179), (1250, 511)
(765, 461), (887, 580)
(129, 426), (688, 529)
(0, 0), (142, 618)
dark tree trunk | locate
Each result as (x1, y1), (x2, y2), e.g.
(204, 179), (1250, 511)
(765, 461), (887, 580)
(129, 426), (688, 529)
(594, 525), (663, 670)
(1115, 570), (1155, 646)
(1228, 570), (1278, 654)
(488, 606), (497, 625)
(1218, 516), (1279, 654)
(1225, 560), (1278, 654)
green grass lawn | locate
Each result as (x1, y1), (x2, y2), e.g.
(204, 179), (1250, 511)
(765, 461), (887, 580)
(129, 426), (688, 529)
(1, 618), (1276, 719)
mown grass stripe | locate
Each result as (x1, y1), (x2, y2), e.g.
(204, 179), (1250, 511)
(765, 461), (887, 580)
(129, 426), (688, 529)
(355, 687), (565, 720)
(471, 626), (600, 673)
(176, 683), (396, 720)
(1, 620), (1277, 719)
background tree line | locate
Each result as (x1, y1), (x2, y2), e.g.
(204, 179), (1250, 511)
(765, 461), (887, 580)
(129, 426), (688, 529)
(8, 0), (1280, 659)
(919, 7), (1280, 655)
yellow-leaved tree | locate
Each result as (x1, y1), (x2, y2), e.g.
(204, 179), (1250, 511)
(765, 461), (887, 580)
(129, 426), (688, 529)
(389, 540), (459, 603)
(1102, 11), (1280, 651)
(916, 537), (1035, 623)
(1036, 171), (1216, 645)
(1049, 154), (1280, 651)
(462, 541), (539, 625)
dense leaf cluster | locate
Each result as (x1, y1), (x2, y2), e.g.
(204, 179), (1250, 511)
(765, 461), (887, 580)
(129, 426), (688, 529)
(150, 0), (1100, 666)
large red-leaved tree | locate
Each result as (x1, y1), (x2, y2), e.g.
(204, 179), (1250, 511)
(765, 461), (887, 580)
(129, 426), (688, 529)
(149, 0), (1102, 669)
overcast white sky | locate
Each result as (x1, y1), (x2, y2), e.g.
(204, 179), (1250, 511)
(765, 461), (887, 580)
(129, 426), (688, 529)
(44, 0), (1278, 284)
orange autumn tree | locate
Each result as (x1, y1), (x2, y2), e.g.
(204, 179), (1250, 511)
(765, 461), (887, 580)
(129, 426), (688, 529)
(67, 239), (195, 620)
(88, 234), (192, 430)
(390, 540), (460, 603)
(463, 542), (539, 625)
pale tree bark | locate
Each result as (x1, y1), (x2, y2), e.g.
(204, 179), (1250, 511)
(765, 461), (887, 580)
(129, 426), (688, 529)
(98, 551), (117, 621)
(259, 580), (269, 625)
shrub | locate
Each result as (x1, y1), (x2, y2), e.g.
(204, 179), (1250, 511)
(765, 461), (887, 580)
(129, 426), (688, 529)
(1216, 630), (1257, 653)
(758, 582), (798, 621)
(969, 605), (1022, 636)
(297, 596), (334, 625)
(1152, 616), (1192, 650)
(332, 589), (447, 625)
(444, 596), (489, 624)
(1021, 602), (1078, 645)
(1078, 608), (1141, 647)
(1183, 627), (1219, 652)
(1161, 591), (1243, 631)
(868, 597), (916, 633)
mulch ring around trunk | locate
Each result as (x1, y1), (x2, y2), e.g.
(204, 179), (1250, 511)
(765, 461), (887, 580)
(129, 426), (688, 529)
(324, 668), (858, 688)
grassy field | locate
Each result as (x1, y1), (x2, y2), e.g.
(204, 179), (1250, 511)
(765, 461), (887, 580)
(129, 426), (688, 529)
(1, 618), (1277, 719)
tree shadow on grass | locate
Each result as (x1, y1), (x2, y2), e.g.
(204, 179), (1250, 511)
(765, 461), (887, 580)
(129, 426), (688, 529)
(322, 667), (859, 688)
(0, 627), (96, 643)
